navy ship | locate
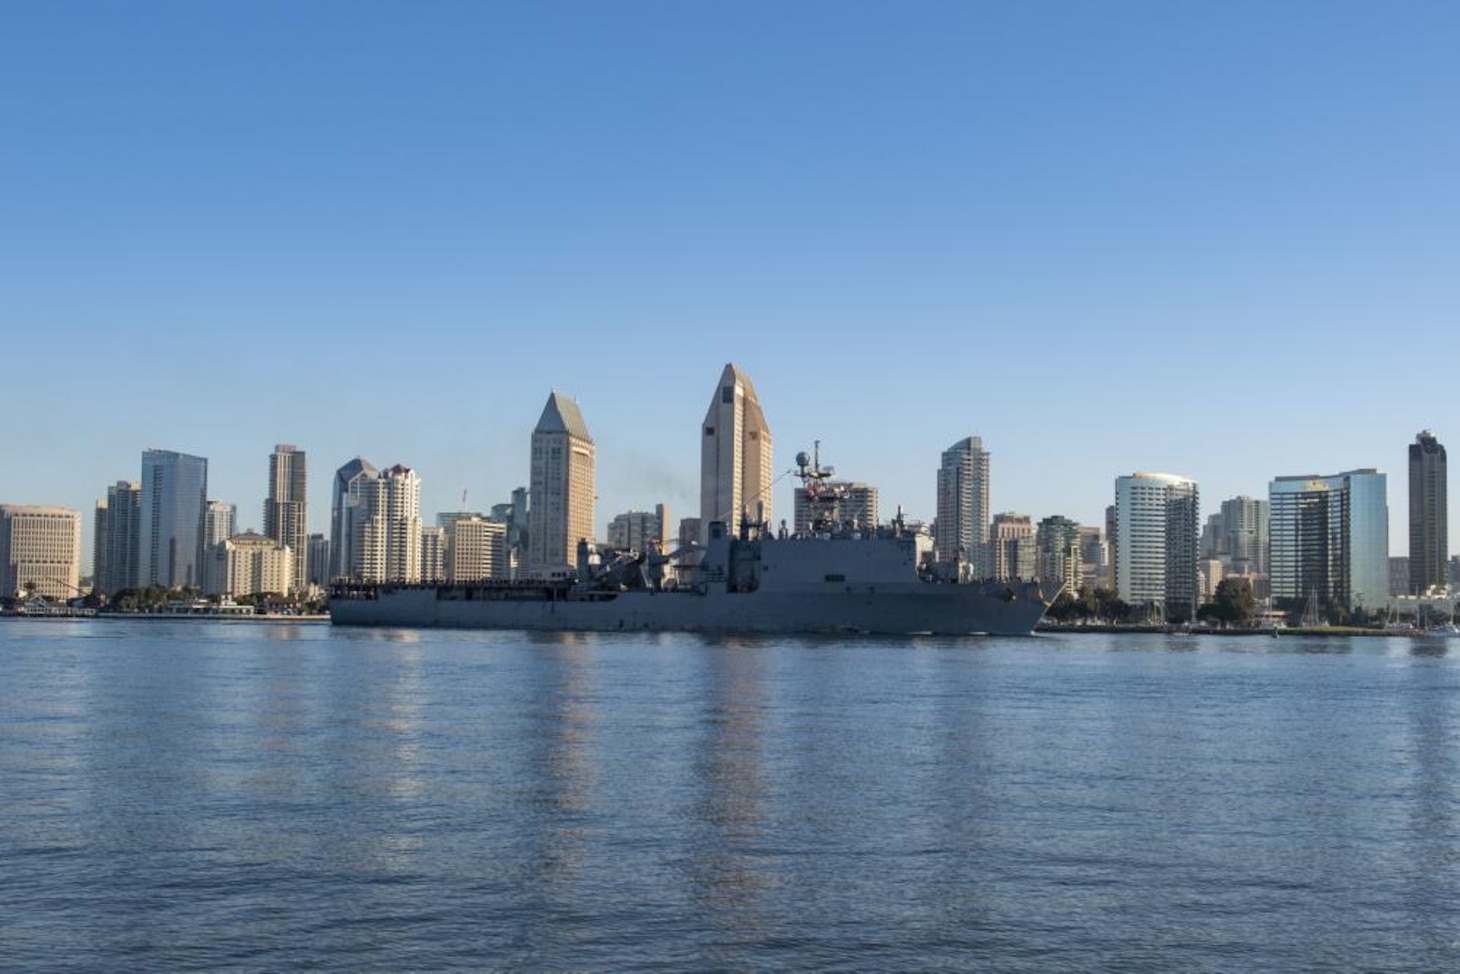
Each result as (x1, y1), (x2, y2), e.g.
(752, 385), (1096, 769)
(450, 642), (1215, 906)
(329, 449), (1056, 636)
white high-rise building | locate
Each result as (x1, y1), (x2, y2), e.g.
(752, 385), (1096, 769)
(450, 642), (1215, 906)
(528, 392), (595, 577)
(355, 464), (422, 583)
(419, 525), (446, 583)
(700, 364), (772, 542)
(935, 436), (990, 573)
(0, 505), (81, 600)
(264, 444), (308, 592)
(442, 515), (507, 581)
(1114, 472), (1200, 620)
(329, 458), (378, 581)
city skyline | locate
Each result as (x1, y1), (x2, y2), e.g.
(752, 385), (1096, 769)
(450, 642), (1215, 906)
(3, 5), (1458, 562)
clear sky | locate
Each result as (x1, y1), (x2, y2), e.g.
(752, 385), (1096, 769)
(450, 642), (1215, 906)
(4, 1), (1458, 567)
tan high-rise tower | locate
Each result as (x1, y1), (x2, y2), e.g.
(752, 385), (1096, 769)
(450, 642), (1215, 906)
(700, 364), (773, 541)
(528, 391), (596, 577)
(264, 444), (307, 592)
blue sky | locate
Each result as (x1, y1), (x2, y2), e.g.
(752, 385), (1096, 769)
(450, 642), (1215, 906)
(4, 1), (1458, 564)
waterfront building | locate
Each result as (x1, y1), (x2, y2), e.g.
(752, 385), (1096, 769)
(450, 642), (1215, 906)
(93, 481), (140, 595)
(1269, 469), (1388, 613)
(329, 458), (378, 580)
(419, 526), (446, 583)
(306, 534), (330, 587)
(608, 508), (669, 551)
(527, 392), (595, 577)
(264, 445), (308, 592)
(935, 436), (990, 574)
(793, 482), (879, 536)
(1409, 430), (1448, 595)
(211, 531), (293, 598)
(0, 505), (81, 600)
(1114, 472), (1200, 620)
(139, 449), (209, 590)
(1037, 515), (1081, 596)
(700, 363), (773, 542)
(990, 512), (1036, 581)
(354, 464), (423, 583)
(441, 515), (507, 581)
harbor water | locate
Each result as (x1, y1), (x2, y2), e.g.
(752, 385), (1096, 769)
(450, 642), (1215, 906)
(3, 620), (1459, 971)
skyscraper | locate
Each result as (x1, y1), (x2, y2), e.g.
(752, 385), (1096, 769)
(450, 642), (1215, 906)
(700, 364), (773, 542)
(264, 444), (308, 592)
(934, 436), (990, 573)
(93, 480), (141, 595)
(1409, 430), (1448, 595)
(202, 499), (236, 595)
(306, 533), (330, 587)
(0, 505), (81, 600)
(139, 449), (208, 590)
(330, 457), (378, 580)
(1270, 469), (1388, 613)
(528, 391), (595, 577)
(354, 464), (423, 583)
(1037, 515), (1082, 596)
(1114, 472), (1200, 620)
(990, 512), (1036, 581)
(1220, 496), (1269, 574)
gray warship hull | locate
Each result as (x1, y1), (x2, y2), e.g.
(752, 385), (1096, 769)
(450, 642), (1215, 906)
(331, 529), (1054, 636)
(329, 583), (1048, 635)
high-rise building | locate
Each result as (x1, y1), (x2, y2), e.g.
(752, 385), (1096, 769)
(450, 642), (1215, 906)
(330, 458), (378, 580)
(204, 500), (236, 551)
(1220, 496), (1269, 574)
(419, 525), (446, 583)
(441, 515), (507, 581)
(700, 364), (773, 541)
(990, 512), (1036, 581)
(934, 436), (990, 573)
(1077, 525), (1108, 591)
(1114, 472), (1200, 620)
(140, 449), (208, 590)
(1269, 469), (1388, 613)
(93, 481), (141, 595)
(202, 500), (238, 596)
(1389, 556), (1410, 598)
(306, 534), (330, 587)
(607, 509), (671, 551)
(528, 392), (595, 577)
(793, 482), (879, 536)
(1037, 515), (1082, 596)
(1409, 430), (1448, 595)
(354, 464), (422, 583)
(210, 531), (293, 598)
(0, 505), (81, 600)
(264, 444), (308, 592)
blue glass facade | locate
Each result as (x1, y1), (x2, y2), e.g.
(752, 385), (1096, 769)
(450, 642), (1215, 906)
(140, 449), (209, 590)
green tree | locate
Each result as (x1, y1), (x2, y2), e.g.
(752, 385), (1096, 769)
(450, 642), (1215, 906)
(1204, 578), (1257, 627)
